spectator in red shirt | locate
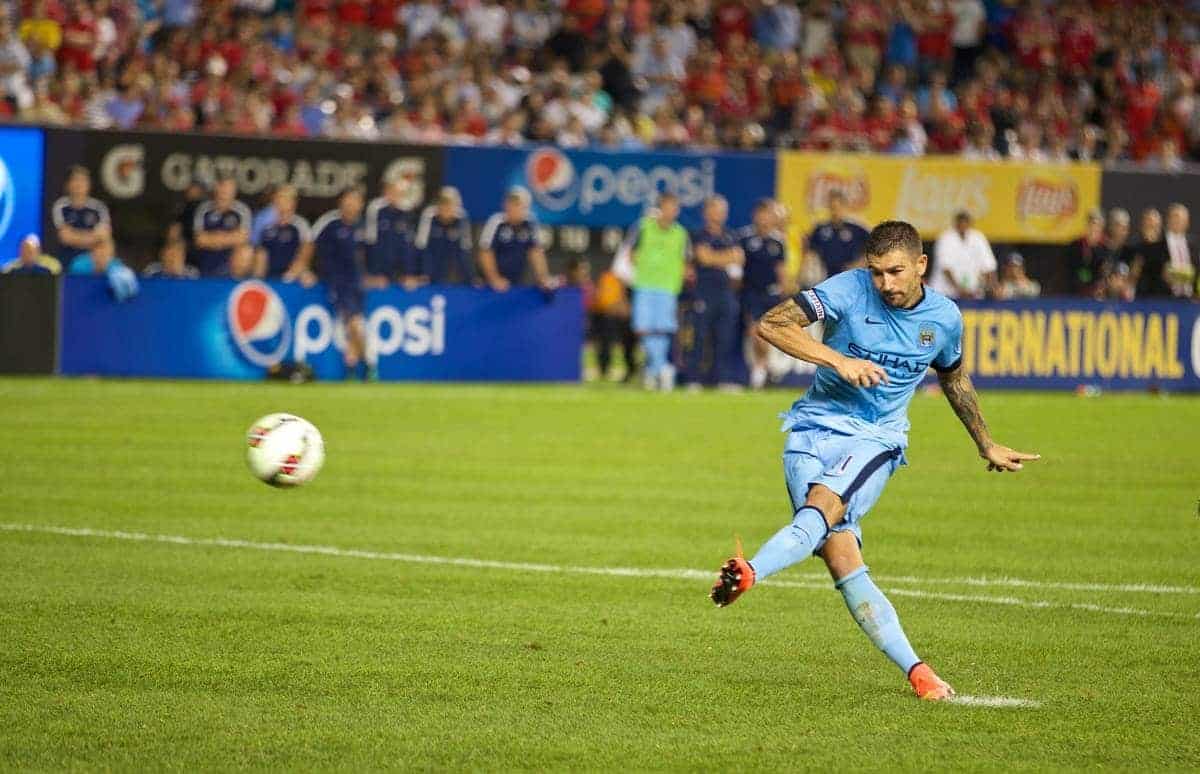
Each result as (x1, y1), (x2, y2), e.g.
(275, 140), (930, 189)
(914, 0), (953, 79)
(864, 94), (900, 151)
(1012, 3), (1056, 70)
(686, 49), (727, 108)
(1125, 71), (1163, 150)
(712, 1), (751, 53)
(1059, 4), (1099, 75)
(57, 0), (96, 73)
(845, 0), (887, 76)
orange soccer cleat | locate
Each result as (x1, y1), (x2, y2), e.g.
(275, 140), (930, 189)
(710, 542), (756, 607)
(908, 663), (955, 701)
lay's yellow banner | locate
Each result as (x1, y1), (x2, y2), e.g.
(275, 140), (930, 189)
(776, 152), (1101, 245)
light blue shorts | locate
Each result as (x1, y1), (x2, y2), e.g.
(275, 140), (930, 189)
(632, 288), (678, 334)
(782, 427), (905, 547)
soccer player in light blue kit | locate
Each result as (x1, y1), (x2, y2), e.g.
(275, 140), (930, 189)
(710, 221), (1039, 701)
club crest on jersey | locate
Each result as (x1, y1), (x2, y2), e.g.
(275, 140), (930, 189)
(918, 326), (936, 349)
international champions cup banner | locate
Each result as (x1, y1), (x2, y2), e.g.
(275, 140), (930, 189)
(953, 298), (1200, 390)
(769, 298), (1200, 392)
(60, 277), (583, 382)
(776, 152), (1102, 247)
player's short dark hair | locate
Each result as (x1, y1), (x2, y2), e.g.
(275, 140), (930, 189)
(863, 220), (922, 259)
(656, 191), (679, 205)
(67, 165), (90, 180)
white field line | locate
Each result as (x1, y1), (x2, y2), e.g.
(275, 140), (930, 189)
(949, 695), (1042, 708)
(1, 523), (1197, 621)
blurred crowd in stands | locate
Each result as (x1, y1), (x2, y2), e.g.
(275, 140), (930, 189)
(0, 0), (1199, 165)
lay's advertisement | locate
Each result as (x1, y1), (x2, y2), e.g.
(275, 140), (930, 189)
(776, 152), (1101, 245)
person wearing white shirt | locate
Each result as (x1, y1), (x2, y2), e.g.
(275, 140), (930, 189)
(1163, 204), (1196, 298)
(930, 211), (997, 299)
(464, 0), (508, 49)
(950, 0), (986, 82)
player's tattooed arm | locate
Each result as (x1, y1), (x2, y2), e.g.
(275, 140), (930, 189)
(937, 366), (992, 452)
(757, 300), (888, 387)
(938, 365), (1041, 472)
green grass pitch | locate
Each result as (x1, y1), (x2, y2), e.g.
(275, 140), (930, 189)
(0, 378), (1197, 770)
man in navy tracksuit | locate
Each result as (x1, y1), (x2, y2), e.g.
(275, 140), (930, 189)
(738, 198), (788, 389)
(308, 188), (370, 379)
(192, 175), (253, 276)
(254, 185), (312, 280)
(51, 166), (111, 264)
(686, 195), (745, 390)
(364, 179), (418, 289)
(415, 187), (475, 285)
(478, 188), (551, 291)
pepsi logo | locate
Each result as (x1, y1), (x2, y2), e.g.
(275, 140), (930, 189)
(524, 148), (577, 210)
(0, 156), (13, 248)
(227, 280), (292, 367)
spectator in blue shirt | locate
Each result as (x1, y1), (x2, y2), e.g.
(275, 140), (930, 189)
(686, 195), (744, 391)
(163, 0), (198, 28)
(478, 187), (551, 292)
(52, 166), (111, 263)
(805, 190), (870, 277)
(754, 1), (800, 52)
(68, 236), (139, 302)
(192, 175), (252, 276)
(1, 234), (62, 275)
(415, 186), (474, 285)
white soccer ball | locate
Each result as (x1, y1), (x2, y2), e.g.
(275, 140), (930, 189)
(245, 413), (325, 488)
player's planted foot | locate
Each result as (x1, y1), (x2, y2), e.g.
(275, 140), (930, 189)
(710, 555), (755, 607)
(908, 663), (955, 701)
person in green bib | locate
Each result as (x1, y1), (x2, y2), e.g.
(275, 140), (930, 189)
(622, 192), (689, 390)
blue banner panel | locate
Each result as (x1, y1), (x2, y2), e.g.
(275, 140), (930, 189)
(0, 126), (45, 264)
(955, 299), (1200, 391)
(444, 145), (776, 230)
(773, 298), (1200, 392)
(61, 277), (582, 382)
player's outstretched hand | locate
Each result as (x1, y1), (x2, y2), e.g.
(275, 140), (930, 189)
(836, 357), (889, 388)
(982, 444), (1040, 472)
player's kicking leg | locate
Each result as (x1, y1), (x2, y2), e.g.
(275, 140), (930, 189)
(711, 481), (954, 701)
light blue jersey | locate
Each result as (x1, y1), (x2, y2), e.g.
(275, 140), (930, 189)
(786, 269), (963, 449)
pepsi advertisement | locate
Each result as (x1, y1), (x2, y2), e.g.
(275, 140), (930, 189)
(444, 145), (776, 230)
(60, 277), (583, 382)
(0, 126), (46, 264)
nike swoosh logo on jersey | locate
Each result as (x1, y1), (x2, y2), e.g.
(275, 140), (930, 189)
(865, 317), (887, 325)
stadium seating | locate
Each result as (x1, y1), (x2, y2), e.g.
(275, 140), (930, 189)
(0, 0), (1196, 165)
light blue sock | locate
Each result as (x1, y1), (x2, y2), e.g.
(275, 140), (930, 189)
(835, 566), (921, 675)
(748, 506), (828, 580)
(643, 334), (669, 377)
